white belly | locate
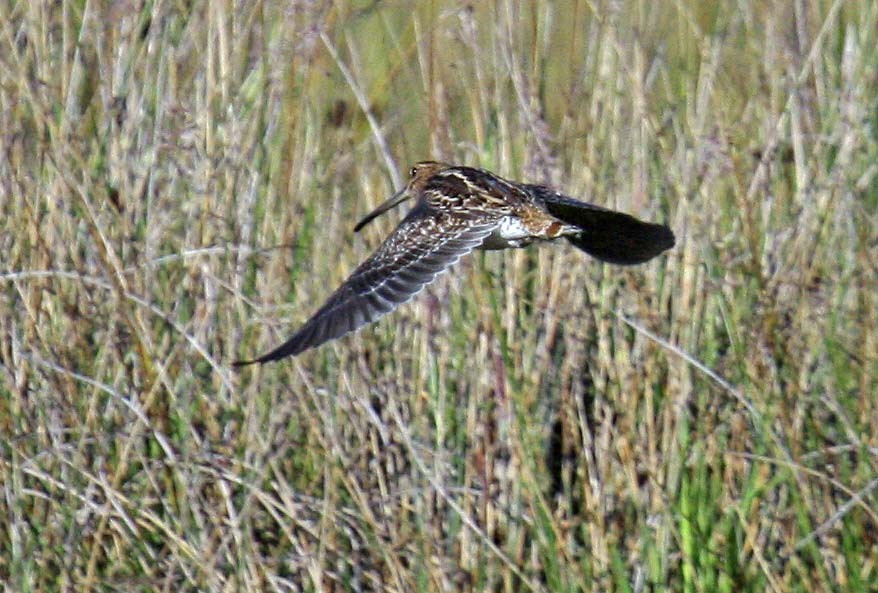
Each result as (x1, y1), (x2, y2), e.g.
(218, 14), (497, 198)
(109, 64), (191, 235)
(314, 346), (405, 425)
(480, 216), (534, 250)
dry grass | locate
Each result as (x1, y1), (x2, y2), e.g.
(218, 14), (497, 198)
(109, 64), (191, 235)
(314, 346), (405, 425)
(1, 0), (877, 591)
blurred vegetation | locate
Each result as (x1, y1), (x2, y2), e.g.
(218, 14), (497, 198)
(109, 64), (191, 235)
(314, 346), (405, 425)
(1, 0), (876, 591)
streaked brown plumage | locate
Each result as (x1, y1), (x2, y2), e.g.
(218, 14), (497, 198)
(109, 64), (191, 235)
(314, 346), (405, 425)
(234, 161), (674, 365)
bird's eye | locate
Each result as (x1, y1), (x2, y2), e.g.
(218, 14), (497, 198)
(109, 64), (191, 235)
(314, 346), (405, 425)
(410, 166), (418, 177)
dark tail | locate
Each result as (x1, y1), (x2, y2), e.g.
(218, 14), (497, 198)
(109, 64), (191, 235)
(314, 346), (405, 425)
(541, 192), (675, 265)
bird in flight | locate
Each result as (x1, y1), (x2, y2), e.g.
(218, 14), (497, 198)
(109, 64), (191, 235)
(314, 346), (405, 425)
(234, 161), (674, 365)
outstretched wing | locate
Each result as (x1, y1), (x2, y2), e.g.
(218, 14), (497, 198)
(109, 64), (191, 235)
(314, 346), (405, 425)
(234, 205), (498, 365)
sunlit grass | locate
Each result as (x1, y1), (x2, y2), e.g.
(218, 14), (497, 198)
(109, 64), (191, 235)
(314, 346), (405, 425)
(1, 0), (876, 591)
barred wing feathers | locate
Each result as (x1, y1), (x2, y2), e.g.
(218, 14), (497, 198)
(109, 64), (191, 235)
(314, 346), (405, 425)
(234, 205), (497, 364)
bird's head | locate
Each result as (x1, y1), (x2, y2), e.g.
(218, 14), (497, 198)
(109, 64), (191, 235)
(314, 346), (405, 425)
(353, 161), (451, 232)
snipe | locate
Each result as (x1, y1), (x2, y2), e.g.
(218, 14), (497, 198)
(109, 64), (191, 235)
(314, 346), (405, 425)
(234, 162), (674, 365)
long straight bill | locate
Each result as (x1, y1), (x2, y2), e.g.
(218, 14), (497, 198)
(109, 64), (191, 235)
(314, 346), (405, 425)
(353, 186), (410, 232)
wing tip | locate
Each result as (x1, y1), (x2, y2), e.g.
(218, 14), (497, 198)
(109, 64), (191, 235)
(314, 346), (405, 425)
(231, 358), (258, 368)
(565, 220), (676, 265)
(232, 327), (314, 367)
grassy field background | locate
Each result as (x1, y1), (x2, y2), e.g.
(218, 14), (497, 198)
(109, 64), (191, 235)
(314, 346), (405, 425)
(2, 0), (877, 591)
